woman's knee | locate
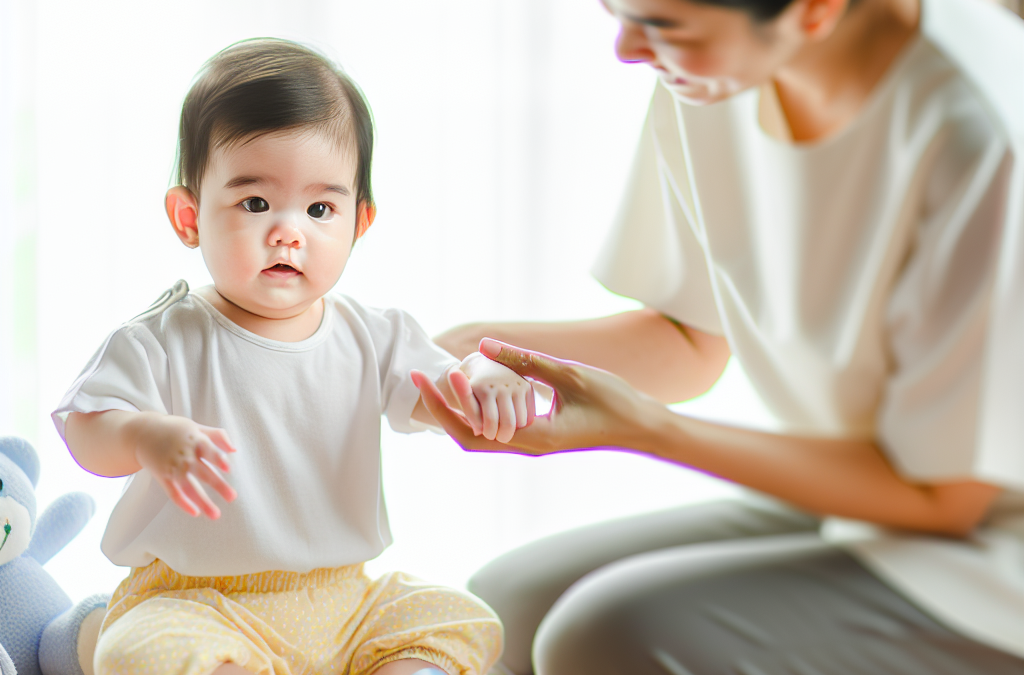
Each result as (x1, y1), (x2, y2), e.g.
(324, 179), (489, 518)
(531, 549), (687, 675)
(533, 534), (831, 675)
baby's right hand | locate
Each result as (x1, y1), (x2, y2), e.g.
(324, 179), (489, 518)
(129, 413), (238, 519)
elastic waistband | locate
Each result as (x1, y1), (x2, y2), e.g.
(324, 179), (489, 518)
(124, 559), (367, 595)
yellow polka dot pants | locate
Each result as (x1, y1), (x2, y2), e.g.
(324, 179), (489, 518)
(95, 560), (503, 675)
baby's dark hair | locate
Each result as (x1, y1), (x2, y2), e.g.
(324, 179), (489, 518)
(175, 38), (374, 208)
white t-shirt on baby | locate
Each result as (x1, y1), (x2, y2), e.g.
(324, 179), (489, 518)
(52, 281), (457, 577)
(594, 0), (1024, 657)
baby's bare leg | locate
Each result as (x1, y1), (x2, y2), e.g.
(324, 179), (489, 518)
(371, 658), (448, 675)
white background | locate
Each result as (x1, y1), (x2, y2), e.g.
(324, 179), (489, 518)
(0, 0), (776, 601)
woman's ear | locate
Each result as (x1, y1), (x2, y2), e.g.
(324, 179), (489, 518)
(355, 202), (377, 240)
(797, 0), (848, 40)
(165, 186), (200, 248)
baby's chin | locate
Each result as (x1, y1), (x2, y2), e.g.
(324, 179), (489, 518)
(215, 285), (320, 322)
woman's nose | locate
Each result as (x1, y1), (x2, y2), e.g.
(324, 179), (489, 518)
(267, 220), (305, 248)
(615, 22), (655, 64)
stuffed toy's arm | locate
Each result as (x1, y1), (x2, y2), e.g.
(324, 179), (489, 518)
(26, 492), (95, 566)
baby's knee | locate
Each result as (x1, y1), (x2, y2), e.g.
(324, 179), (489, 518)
(94, 600), (256, 675)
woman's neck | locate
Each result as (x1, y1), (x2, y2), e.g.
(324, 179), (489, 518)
(770, 0), (920, 142)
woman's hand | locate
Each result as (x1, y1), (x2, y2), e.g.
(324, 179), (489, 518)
(413, 338), (657, 455)
(127, 412), (238, 519)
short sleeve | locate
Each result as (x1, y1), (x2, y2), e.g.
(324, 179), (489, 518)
(877, 127), (1022, 489)
(591, 84), (722, 335)
(51, 323), (170, 442)
(357, 305), (458, 434)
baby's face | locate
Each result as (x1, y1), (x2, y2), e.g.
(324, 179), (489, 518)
(196, 129), (359, 320)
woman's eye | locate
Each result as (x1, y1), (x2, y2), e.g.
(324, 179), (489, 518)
(307, 203), (332, 219)
(242, 197), (269, 213)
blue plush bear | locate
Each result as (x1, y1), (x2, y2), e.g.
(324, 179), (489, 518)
(0, 436), (108, 675)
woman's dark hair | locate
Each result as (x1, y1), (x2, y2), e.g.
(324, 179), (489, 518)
(721, 0), (794, 21)
(696, 0), (859, 22)
(175, 38), (374, 208)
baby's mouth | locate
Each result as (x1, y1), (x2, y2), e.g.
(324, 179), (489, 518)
(263, 262), (301, 276)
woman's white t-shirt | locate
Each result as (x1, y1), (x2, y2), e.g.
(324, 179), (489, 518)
(594, 0), (1024, 657)
(52, 282), (457, 577)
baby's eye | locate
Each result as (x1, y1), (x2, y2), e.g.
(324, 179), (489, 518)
(307, 203), (332, 220)
(242, 197), (269, 213)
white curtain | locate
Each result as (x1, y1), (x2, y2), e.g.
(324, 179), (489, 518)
(3, 0), (771, 600)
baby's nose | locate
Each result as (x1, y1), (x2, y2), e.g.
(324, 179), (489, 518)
(268, 220), (305, 248)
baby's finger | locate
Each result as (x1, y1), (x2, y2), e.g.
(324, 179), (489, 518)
(193, 458), (237, 503)
(526, 384), (537, 426)
(199, 426), (238, 454)
(448, 369), (483, 435)
(513, 386), (529, 429)
(163, 477), (200, 517)
(197, 434), (232, 473)
(496, 394), (517, 444)
(480, 392), (500, 441)
(179, 475), (221, 520)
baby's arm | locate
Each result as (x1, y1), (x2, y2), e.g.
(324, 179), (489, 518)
(65, 411), (237, 518)
(411, 356), (535, 444)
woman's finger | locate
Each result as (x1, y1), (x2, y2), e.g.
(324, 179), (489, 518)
(496, 393), (517, 443)
(479, 338), (574, 388)
(179, 475), (221, 520)
(448, 368), (483, 435)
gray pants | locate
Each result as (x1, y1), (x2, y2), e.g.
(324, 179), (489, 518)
(469, 499), (1024, 675)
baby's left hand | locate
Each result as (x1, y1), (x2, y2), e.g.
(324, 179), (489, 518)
(447, 353), (535, 443)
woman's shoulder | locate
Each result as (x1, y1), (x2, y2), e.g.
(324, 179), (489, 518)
(921, 0), (1024, 143)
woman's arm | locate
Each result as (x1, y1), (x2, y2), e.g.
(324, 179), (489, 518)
(640, 409), (999, 537)
(414, 340), (1000, 537)
(434, 308), (731, 404)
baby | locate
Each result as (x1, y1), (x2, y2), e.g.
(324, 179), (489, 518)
(52, 38), (532, 675)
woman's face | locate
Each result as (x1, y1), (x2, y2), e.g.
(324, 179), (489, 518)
(603, 0), (810, 105)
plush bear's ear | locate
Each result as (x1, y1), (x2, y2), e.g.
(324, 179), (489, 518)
(0, 436), (40, 488)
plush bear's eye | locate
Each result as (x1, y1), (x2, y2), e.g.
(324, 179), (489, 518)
(0, 478), (4, 491)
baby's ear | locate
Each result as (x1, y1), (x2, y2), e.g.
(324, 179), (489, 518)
(166, 186), (200, 248)
(354, 202), (376, 241)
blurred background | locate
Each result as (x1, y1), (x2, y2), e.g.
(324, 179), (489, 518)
(1, 0), (855, 602)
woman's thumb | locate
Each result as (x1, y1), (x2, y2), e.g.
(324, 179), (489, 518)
(479, 338), (562, 383)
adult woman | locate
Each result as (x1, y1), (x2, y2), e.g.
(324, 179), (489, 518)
(420, 0), (1024, 673)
